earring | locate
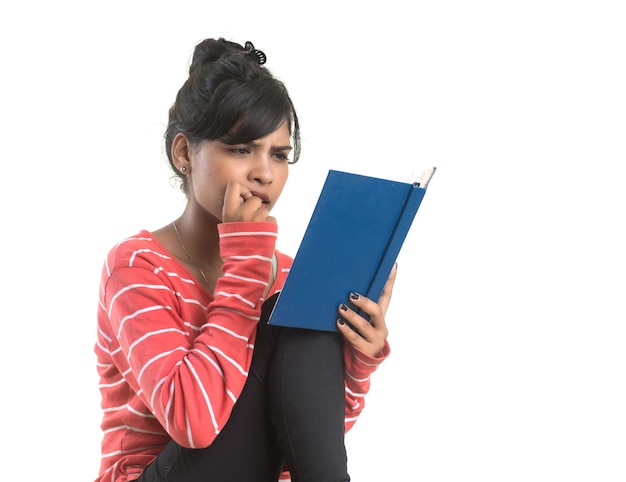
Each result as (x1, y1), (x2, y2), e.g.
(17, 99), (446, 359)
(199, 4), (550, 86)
(180, 166), (187, 173)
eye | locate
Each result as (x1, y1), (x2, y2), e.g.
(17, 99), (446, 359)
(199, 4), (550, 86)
(229, 147), (250, 155)
(272, 152), (291, 162)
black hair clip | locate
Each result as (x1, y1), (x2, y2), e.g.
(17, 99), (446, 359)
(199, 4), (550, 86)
(245, 41), (267, 65)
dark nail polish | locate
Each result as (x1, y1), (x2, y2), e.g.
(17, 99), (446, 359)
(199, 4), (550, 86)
(337, 318), (345, 325)
(350, 292), (359, 300)
(340, 304), (348, 312)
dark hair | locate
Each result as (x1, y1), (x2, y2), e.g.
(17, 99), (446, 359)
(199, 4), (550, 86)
(165, 38), (301, 193)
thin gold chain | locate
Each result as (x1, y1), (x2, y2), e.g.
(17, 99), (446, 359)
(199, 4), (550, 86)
(171, 221), (212, 291)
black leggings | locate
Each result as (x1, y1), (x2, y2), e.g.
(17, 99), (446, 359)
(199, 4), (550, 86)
(136, 294), (350, 482)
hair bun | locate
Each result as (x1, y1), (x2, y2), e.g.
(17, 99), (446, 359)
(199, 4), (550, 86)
(189, 38), (244, 74)
(188, 39), (267, 74)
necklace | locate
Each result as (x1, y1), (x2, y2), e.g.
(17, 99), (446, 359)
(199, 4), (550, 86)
(171, 221), (212, 291)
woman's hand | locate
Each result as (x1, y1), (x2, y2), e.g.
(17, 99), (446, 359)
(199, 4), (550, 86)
(222, 181), (276, 223)
(336, 263), (397, 357)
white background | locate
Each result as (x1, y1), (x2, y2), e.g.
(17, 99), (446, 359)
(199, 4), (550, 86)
(1, 1), (624, 480)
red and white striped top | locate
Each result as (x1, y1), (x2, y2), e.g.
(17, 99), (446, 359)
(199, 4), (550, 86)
(94, 221), (389, 482)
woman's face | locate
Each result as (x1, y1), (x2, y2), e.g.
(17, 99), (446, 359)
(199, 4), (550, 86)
(188, 121), (292, 221)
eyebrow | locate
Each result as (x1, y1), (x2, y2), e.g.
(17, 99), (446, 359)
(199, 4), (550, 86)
(247, 141), (293, 152)
(274, 145), (293, 152)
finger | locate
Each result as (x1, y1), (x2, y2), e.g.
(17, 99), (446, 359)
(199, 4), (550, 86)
(344, 293), (380, 327)
(223, 182), (274, 223)
(222, 181), (246, 221)
(337, 318), (369, 349)
(344, 291), (391, 330)
(336, 315), (385, 358)
(238, 195), (265, 218)
(337, 300), (385, 340)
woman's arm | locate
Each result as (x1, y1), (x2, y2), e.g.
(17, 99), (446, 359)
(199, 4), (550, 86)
(337, 264), (397, 430)
(102, 222), (277, 448)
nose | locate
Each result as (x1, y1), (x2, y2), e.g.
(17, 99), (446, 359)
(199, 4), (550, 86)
(248, 153), (273, 185)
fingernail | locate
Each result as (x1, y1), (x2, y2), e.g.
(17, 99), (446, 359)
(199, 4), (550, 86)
(340, 304), (348, 312)
(350, 292), (360, 300)
(337, 318), (345, 325)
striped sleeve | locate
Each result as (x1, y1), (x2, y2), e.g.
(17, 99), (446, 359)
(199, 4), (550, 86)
(102, 222), (277, 449)
(342, 341), (391, 431)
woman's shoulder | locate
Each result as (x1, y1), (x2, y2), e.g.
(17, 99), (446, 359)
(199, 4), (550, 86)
(103, 230), (173, 271)
(105, 229), (161, 254)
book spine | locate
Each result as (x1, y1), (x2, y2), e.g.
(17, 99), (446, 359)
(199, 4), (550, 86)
(364, 184), (426, 301)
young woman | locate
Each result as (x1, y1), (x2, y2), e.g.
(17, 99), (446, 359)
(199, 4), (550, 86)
(94, 37), (396, 482)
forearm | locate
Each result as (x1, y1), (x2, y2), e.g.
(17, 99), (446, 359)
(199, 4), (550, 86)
(342, 340), (391, 431)
(105, 222), (278, 448)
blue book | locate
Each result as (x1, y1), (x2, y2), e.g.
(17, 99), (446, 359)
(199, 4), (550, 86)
(267, 167), (436, 332)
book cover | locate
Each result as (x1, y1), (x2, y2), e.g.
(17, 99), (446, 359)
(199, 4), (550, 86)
(267, 168), (436, 332)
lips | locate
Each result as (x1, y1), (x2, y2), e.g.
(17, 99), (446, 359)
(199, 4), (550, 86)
(250, 191), (270, 204)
